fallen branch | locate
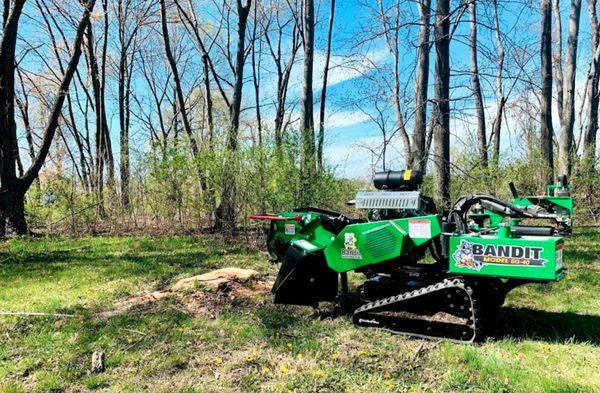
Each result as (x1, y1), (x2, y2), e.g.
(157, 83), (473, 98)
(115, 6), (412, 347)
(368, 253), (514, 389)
(0, 311), (75, 318)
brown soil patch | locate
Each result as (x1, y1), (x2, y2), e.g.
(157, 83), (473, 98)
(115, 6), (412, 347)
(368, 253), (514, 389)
(94, 268), (270, 320)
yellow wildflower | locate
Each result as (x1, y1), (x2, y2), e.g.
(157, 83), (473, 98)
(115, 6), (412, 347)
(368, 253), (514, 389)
(280, 365), (289, 373)
(384, 372), (391, 379)
(245, 355), (255, 362)
(384, 380), (394, 388)
(214, 357), (223, 365)
(330, 353), (340, 361)
(287, 343), (293, 349)
(262, 367), (271, 374)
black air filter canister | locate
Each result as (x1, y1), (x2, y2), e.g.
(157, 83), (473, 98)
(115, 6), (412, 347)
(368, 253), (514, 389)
(373, 170), (423, 191)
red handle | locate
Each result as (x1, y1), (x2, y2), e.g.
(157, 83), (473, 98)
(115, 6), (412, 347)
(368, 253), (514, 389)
(247, 214), (289, 221)
(247, 214), (303, 223)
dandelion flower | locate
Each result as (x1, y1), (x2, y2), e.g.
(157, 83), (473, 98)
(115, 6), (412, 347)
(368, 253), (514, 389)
(245, 355), (255, 362)
(262, 367), (270, 374)
(280, 365), (289, 373)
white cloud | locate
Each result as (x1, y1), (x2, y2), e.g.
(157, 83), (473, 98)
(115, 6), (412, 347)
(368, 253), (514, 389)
(325, 110), (371, 129)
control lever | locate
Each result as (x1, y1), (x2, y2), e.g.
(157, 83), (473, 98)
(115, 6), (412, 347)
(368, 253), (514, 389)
(508, 182), (519, 199)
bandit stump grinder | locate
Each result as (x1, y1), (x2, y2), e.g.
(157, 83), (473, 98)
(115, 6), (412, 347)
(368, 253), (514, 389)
(249, 170), (573, 343)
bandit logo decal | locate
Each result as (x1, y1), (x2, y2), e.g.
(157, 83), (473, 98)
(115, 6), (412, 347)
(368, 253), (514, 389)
(453, 240), (547, 271)
(453, 240), (483, 271)
(341, 233), (362, 259)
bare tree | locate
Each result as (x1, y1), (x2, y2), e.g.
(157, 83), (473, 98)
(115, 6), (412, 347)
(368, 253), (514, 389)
(214, 0), (252, 232)
(583, 0), (600, 167)
(469, 0), (487, 167)
(300, 0), (316, 200)
(558, 0), (582, 176)
(490, 0), (505, 165)
(376, 0), (411, 167)
(317, 0), (335, 169)
(261, 1), (301, 150)
(159, 0), (200, 162)
(553, 0), (564, 124)
(412, 0), (431, 173)
(116, 0), (151, 211)
(174, 0), (217, 141)
(432, 0), (451, 209)
(541, 0), (555, 184)
(0, 0), (96, 235)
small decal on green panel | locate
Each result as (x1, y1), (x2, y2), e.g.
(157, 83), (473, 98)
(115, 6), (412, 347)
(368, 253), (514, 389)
(341, 233), (362, 259)
(294, 240), (317, 251)
(453, 240), (548, 271)
(284, 224), (295, 235)
(408, 219), (431, 238)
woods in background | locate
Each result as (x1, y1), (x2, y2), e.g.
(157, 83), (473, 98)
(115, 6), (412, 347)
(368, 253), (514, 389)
(1, 0), (600, 236)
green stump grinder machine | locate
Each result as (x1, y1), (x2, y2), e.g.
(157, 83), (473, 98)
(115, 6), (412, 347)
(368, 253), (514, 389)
(249, 170), (573, 343)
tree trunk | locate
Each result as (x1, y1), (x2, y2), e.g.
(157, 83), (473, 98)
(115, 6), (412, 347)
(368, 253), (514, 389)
(214, 0), (251, 233)
(0, 0), (28, 236)
(553, 0), (564, 125)
(558, 0), (582, 177)
(469, 1), (487, 168)
(100, 0), (114, 185)
(0, 0), (95, 235)
(432, 0), (451, 209)
(584, 0), (600, 167)
(85, 19), (109, 214)
(541, 0), (555, 185)
(317, 0), (335, 170)
(300, 0), (316, 203)
(119, 50), (131, 210)
(159, 0), (199, 160)
(491, 0), (505, 166)
(412, 0), (431, 173)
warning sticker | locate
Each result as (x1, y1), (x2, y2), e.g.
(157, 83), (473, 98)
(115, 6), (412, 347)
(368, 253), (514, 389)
(294, 239), (317, 251)
(284, 224), (296, 235)
(555, 244), (564, 270)
(408, 219), (431, 239)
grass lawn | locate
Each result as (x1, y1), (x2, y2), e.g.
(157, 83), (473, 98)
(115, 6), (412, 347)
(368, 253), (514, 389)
(0, 230), (599, 392)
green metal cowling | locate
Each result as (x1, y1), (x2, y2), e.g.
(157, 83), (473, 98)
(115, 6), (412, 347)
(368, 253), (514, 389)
(323, 215), (442, 273)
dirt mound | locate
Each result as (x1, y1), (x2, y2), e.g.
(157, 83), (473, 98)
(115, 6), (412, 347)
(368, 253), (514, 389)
(94, 268), (269, 320)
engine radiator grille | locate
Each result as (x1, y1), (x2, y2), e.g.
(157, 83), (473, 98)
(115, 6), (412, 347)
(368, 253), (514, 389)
(355, 191), (421, 210)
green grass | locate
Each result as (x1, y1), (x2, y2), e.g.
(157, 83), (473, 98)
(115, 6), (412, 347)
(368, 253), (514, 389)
(0, 231), (599, 392)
